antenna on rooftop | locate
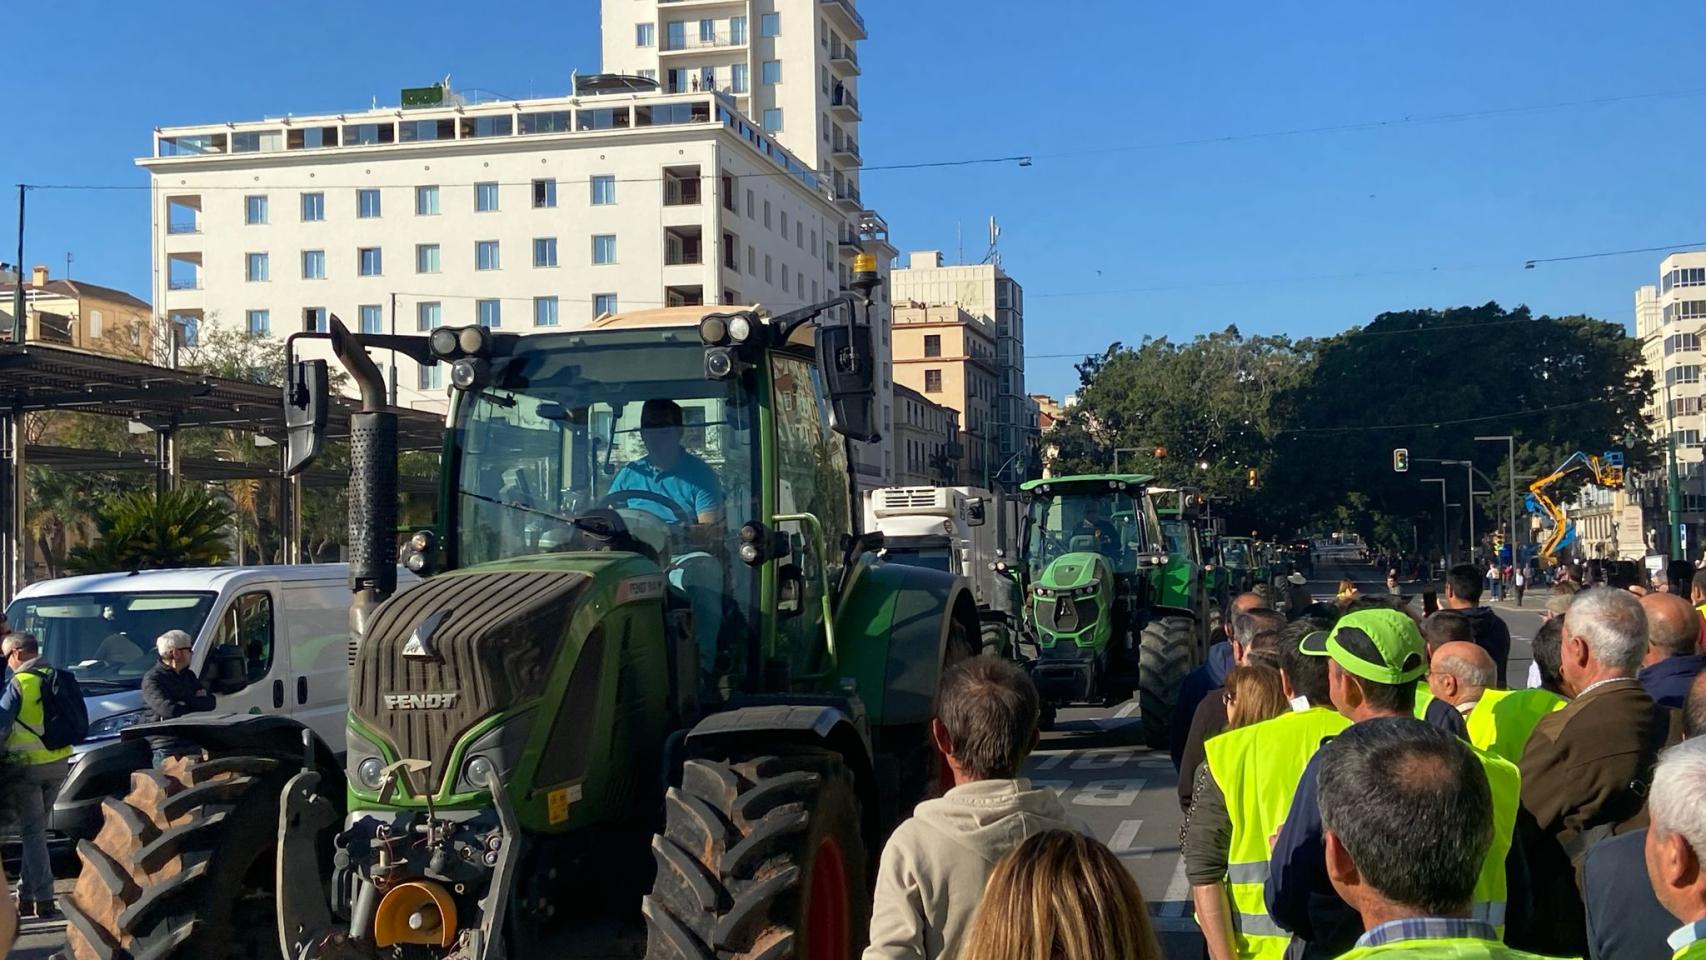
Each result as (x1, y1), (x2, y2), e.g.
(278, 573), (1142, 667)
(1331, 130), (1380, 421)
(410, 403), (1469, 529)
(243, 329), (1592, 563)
(982, 216), (1002, 266)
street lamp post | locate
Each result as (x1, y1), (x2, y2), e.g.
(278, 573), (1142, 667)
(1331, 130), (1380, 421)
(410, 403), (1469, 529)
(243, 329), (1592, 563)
(1637, 332), (1685, 561)
(1442, 460), (1478, 561)
(1476, 435), (1518, 565)
(1422, 478), (1449, 564)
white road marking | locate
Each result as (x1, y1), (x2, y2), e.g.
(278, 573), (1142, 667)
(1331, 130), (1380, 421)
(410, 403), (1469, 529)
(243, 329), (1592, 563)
(1162, 854), (1192, 905)
(1071, 749), (1134, 770)
(1108, 818), (1155, 859)
(1094, 716), (1142, 731)
(1071, 779), (1146, 806)
(1031, 752), (1068, 771)
(1114, 700), (1139, 718)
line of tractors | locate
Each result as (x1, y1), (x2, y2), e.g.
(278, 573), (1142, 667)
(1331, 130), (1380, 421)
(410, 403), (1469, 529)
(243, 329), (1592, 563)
(50, 263), (1307, 960)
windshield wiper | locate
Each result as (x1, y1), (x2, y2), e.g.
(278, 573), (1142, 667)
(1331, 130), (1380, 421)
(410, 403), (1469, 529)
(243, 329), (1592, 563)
(459, 488), (579, 526)
(74, 678), (134, 691)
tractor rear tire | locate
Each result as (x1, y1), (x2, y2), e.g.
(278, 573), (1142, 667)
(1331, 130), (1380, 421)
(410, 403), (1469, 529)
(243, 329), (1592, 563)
(62, 754), (288, 960)
(1138, 617), (1195, 749)
(644, 752), (868, 960)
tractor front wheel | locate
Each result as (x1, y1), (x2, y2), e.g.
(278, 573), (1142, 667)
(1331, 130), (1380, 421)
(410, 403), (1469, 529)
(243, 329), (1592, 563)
(62, 754), (288, 960)
(644, 752), (868, 960)
(1138, 617), (1195, 749)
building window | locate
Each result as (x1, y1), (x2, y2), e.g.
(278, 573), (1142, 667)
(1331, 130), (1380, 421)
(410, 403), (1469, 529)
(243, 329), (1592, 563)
(246, 252), (269, 282)
(763, 200), (772, 228)
(534, 296), (559, 327)
(532, 179), (557, 208)
(731, 63), (749, 93)
(476, 240), (501, 271)
(358, 247), (382, 276)
(357, 188), (381, 218)
(636, 22), (655, 46)
(301, 250), (326, 280)
(782, 264), (790, 289)
(925, 369), (943, 393)
(417, 301), (441, 332)
(359, 304), (384, 335)
(593, 234), (617, 264)
(746, 246), (756, 274)
(416, 185), (440, 215)
(300, 192), (324, 222)
(416, 243), (440, 274)
(762, 108), (783, 132)
(246, 309), (270, 337)
(534, 238), (558, 267)
(780, 210), (789, 236)
(245, 195), (268, 225)
(594, 293), (618, 317)
(303, 307), (327, 332)
(418, 363), (443, 390)
(477, 299), (501, 328)
(761, 60), (782, 84)
(475, 182), (499, 212)
(924, 334), (942, 358)
(746, 189), (754, 217)
(88, 309), (103, 338)
(760, 12), (780, 36)
(591, 175), (616, 205)
(765, 255), (773, 283)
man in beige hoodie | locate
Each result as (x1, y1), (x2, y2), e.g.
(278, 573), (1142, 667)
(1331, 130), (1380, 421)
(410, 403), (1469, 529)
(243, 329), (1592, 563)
(863, 656), (1090, 960)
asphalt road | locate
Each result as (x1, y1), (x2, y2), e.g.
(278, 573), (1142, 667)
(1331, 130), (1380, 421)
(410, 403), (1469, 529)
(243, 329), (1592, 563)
(10, 551), (1547, 959)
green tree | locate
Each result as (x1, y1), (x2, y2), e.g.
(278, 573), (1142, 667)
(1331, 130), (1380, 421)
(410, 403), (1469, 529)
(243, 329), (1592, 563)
(65, 487), (234, 573)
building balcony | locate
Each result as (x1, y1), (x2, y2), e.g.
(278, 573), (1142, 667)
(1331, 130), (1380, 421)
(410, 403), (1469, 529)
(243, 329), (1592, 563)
(833, 181), (862, 212)
(832, 137), (861, 167)
(830, 44), (861, 76)
(661, 31), (748, 53)
(661, 0), (746, 6)
(820, 0), (868, 40)
(829, 86), (861, 121)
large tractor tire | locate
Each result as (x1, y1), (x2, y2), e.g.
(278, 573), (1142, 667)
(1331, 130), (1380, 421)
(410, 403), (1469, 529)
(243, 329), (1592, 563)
(644, 752), (868, 960)
(62, 754), (288, 960)
(1138, 617), (1195, 749)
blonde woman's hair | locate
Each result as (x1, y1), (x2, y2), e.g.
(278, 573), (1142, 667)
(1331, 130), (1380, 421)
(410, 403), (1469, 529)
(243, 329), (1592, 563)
(959, 830), (1161, 960)
(1224, 664), (1288, 730)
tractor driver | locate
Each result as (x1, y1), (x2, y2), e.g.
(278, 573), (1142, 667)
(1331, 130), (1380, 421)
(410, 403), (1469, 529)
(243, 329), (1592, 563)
(608, 398), (724, 677)
(1076, 500), (1121, 561)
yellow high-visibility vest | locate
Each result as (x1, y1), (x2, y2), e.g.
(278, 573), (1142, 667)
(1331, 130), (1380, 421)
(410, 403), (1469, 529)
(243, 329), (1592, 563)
(5, 667), (73, 765)
(1202, 707), (1351, 960)
(1464, 689), (1566, 766)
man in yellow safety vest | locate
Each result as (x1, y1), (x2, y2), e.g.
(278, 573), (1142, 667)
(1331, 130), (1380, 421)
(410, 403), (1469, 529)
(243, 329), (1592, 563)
(1319, 718), (1567, 959)
(1266, 609), (1522, 958)
(1, 632), (73, 920)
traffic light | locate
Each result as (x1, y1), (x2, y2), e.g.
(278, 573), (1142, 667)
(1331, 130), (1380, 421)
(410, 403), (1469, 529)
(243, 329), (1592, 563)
(1247, 468), (1259, 489)
(1153, 445), (1168, 459)
(1393, 448), (1410, 473)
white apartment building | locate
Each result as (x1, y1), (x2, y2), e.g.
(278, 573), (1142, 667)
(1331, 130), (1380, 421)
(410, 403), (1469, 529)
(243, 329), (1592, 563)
(140, 89), (849, 417)
(890, 251), (1030, 484)
(1635, 251), (1706, 556)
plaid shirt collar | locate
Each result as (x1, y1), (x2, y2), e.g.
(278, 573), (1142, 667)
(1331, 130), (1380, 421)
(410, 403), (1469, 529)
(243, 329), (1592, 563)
(1357, 917), (1498, 949)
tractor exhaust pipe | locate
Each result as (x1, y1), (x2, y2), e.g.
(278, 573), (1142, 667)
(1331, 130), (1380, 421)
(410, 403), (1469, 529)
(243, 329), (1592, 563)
(330, 317), (398, 639)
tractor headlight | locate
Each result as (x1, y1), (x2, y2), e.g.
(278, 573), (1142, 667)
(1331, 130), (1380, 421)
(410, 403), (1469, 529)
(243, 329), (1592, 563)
(728, 314), (753, 343)
(463, 755), (497, 790)
(699, 315), (729, 345)
(451, 357), (490, 391)
(457, 325), (491, 357)
(356, 756), (386, 791)
(429, 326), (460, 359)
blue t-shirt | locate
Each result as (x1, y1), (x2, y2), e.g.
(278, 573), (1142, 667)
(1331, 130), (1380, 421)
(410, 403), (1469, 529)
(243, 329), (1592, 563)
(608, 453), (722, 524)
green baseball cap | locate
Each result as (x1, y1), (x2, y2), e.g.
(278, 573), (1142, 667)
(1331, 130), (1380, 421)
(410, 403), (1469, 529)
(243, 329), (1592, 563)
(1299, 608), (1428, 684)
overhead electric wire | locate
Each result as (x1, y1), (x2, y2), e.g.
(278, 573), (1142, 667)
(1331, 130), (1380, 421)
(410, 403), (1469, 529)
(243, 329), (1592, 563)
(1272, 399), (1608, 436)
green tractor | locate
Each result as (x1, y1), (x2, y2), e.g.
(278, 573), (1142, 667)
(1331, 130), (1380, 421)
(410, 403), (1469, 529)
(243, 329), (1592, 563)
(1216, 535), (1258, 596)
(1003, 475), (1206, 746)
(61, 260), (981, 960)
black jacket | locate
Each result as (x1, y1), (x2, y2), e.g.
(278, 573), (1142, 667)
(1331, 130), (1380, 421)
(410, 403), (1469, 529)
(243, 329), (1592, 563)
(1457, 605), (1513, 687)
(140, 662), (216, 722)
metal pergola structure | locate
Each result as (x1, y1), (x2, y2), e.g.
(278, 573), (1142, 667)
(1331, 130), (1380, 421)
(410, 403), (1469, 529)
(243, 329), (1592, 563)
(1, 342), (445, 602)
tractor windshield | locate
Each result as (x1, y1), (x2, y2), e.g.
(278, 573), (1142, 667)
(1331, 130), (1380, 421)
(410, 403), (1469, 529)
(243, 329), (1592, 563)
(1025, 491), (1137, 576)
(1221, 539), (1252, 568)
(449, 335), (759, 614)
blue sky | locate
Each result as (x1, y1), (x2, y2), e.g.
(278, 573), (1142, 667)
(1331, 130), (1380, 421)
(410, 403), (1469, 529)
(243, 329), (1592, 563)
(7, 1), (1704, 397)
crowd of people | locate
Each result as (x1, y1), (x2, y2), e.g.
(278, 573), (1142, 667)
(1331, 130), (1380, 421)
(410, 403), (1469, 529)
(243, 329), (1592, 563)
(1161, 562), (1706, 959)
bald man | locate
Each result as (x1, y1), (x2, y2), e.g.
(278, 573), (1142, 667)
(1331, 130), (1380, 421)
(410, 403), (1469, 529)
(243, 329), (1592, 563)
(1639, 591), (1706, 710)
(1428, 641), (1497, 717)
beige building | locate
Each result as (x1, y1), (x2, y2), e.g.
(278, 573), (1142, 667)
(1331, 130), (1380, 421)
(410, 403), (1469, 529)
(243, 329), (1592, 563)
(891, 300), (997, 484)
(893, 384), (960, 486)
(0, 266), (154, 360)
(891, 250), (1028, 483)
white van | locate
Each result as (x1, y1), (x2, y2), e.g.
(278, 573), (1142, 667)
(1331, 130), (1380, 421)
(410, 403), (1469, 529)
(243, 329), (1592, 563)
(3, 564), (417, 756)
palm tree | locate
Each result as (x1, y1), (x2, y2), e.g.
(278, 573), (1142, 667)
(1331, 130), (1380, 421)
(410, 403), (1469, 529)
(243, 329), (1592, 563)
(65, 487), (233, 574)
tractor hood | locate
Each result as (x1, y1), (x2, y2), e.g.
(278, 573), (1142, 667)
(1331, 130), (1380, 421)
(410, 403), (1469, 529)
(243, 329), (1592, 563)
(1036, 552), (1110, 592)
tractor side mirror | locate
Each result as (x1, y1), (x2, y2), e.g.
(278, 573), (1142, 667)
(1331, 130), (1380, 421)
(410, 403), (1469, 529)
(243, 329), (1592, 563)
(284, 359), (329, 476)
(966, 497), (986, 527)
(816, 321), (878, 442)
